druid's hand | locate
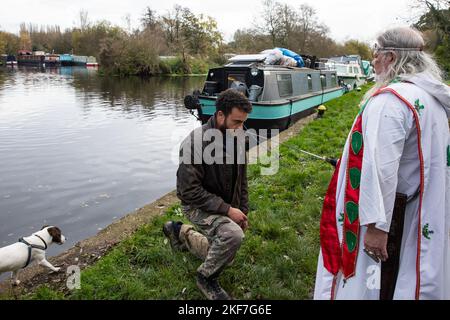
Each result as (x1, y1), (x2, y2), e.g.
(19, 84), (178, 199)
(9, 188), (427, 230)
(364, 224), (389, 262)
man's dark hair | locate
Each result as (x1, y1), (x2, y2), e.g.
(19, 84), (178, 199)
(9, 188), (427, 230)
(216, 89), (252, 116)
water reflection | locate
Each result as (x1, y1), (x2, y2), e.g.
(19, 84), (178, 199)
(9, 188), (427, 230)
(0, 66), (204, 259)
(72, 72), (199, 119)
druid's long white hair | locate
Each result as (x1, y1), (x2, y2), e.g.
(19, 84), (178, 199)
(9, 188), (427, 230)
(365, 27), (444, 100)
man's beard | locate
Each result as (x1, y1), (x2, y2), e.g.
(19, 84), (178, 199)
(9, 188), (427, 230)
(217, 122), (226, 134)
(374, 64), (394, 85)
(217, 118), (239, 137)
(375, 71), (389, 84)
(363, 69), (391, 102)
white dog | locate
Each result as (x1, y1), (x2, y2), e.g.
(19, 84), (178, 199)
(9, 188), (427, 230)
(0, 226), (66, 285)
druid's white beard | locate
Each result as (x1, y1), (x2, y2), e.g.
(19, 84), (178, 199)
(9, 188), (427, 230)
(362, 70), (391, 102)
(374, 71), (389, 84)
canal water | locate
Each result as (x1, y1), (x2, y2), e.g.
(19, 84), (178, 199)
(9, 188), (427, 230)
(0, 66), (203, 259)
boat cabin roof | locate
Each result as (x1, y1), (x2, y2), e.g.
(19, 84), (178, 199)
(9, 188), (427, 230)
(225, 62), (314, 72)
(225, 53), (318, 71)
(228, 54), (267, 63)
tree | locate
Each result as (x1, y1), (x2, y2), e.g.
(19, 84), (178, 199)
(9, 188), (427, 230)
(159, 5), (223, 72)
(414, 1), (449, 42)
(343, 40), (372, 60)
(257, 0), (281, 47)
(181, 11), (222, 55)
(78, 10), (90, 31)
(412, 0), (450, 74)
(123, 13), (132, 34)
(141, 7), (158, 31)
(232, 1), (341, 57)
(297, 4), (318, 52)
(0, 31), (20, 54)
(19, 23), (32, 50)
(229, 28), (272, 53)
(0, 33), (5, 54)
(275, 3), (298, 48)
(160, 5), (190, 72)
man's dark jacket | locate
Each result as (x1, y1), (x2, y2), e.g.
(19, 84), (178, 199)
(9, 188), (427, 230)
(176, 116), (248, 216)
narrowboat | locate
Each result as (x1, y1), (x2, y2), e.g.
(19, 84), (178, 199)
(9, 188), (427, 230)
(44, 54), (60, 67)
(1, 54), (17, 66)
(184, 54), (344, 131)
(72, 55), (88, 66)
(86, 56), (99, 67)
(59, 54), (74, 66)
(321, 55), (373, 90)
(72, 55), (98, 67)
(17, 50), (45, 66)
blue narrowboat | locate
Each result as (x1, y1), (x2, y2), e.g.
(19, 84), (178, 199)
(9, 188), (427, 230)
(59, 54), (74, 66)
(72, 55), (88, 66)
(184, 54), (344, 131)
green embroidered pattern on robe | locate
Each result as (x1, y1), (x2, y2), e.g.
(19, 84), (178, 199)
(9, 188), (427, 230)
(345, 201), (359, 224)
(422, 223), (434, 240)
(414, 99), (425, 116)
(345, 231), (357, 252)
(349, 168), (361, 190)
(338, 212), (344, 226)
(447, 146), (450, 167)
(351, 132), (363, 155)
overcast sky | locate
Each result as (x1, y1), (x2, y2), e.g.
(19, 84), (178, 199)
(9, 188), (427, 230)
(0, 0), (420, 44)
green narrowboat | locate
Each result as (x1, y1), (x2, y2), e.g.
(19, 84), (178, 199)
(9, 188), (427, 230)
(184, 54), (344, 131)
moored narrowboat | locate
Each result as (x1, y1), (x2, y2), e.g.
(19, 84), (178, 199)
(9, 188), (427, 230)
(72, 55), (99, 67)
(86, 56), (99, 67)
(44, 54), (60, 67)
(321, 55), (372, 90)
(72, 55), (88, 66)
(17, 50), (45, 66)
(184, 54), (344, 131)
(1, 54), (17, 66)
(59, 54), (74, 66)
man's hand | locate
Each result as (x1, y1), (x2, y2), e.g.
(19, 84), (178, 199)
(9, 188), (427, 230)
(240, 220), (249, 232)
(364, 224), (389, 262)
(227, 207), (248, 231)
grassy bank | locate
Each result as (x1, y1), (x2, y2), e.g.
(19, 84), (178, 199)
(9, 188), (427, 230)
(20, 86), (370, 300)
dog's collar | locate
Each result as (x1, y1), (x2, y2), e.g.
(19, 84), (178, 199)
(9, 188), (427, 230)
(18, 236), (47, 251)
(33, 234), (48, 250)
(18, 235), (48, 269)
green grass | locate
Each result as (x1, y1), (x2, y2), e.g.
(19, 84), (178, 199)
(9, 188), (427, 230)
(24, 86), (370, 300)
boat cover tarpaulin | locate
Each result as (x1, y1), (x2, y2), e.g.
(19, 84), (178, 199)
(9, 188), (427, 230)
(276, 48), (305, 67)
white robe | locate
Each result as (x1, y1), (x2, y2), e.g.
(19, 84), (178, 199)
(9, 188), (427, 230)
(314, 73), (450, 300)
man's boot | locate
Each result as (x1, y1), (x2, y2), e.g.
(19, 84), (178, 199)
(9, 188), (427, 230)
(196, 272), (231, 300)
(162, 221), (186, 251)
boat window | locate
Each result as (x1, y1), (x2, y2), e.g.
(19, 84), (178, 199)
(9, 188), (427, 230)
(320, 75), (327, 89)
(227, 73), (246, 89)
(348, 66), (352, 74)
(331, 74), (337, 87)
(307, 75), (313, 91)
(277, 74), (293, 97)
(337, 66), (347, 74)
(353, 67), (359, 74)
